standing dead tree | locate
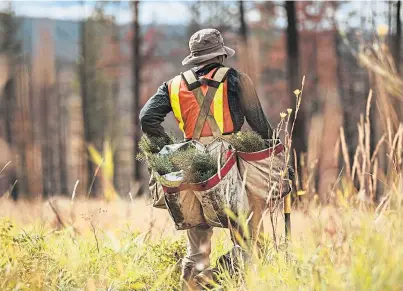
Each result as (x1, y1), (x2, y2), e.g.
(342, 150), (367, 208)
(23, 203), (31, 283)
(286, 2), (306, 156)
(132, 0), (142, 184)
(0, 7), (31, 198)
(392, 1), (401, 74)
(79, 2), (121, 197)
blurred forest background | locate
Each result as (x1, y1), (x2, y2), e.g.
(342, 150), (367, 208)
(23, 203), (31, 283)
(0, 1), (402, 202)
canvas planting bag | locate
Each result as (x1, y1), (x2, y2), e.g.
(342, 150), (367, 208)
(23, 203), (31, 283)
(191, 138), (249, 228)
(163, 187), (207, 230)
(191, 151), (248, 228)
(148, 170), (166, 209)
(156, 141), (207, 230)
(237, 142), (291, 202)
(160, 139), (249, 230)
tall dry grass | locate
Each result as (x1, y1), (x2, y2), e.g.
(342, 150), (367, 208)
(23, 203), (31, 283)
(0, 195), (402, 290)
(291, 30), (403, 213)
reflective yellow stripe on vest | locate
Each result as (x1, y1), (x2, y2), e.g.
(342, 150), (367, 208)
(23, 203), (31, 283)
(213, 83), (224, 133)
(170, 76), (184, 132)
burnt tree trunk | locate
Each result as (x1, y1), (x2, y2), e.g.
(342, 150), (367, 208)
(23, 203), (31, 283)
(392, 1), (402, 121)
(80, 19), (96, 196)
(395, 1), (401, 73)
(132, 1), (142, 183)
(286, 1), (306, 155)
(238, 0), (250, 77)
(188, 1), (201, 36)
(239, 1), (248, 44)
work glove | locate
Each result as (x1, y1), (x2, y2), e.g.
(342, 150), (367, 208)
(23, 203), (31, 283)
(288, 165), (295, 180)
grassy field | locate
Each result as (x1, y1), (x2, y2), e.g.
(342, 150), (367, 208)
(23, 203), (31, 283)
(0, 196), (402, 291)
(1, 75), (402, 290)
(1, 87), (402, 290)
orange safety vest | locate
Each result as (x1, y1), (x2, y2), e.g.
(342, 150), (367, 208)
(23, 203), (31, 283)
(168, 67), (234, 139)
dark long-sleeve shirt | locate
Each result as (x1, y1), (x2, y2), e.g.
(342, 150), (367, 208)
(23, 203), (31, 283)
(139, 63), (273, 140)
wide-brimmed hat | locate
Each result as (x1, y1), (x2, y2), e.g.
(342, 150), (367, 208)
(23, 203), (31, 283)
(182, 28), (235, 66)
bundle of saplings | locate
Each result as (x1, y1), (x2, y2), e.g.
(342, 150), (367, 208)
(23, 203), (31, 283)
(137, 135), (176, 175)
(227, 131), (268, 152)
(137, 135), (173, 161)
(156, 148), (218, 183)
(182, 152), (218, 183)
(137, 136), (219, 183)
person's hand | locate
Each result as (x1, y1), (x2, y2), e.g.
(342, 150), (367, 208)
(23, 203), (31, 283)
(281, 178), (292, 197)
(288, 165), (295, 180)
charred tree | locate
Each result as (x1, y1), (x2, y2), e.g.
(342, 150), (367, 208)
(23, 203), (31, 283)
(238, 1), (257, 80)
(132, 1), (142, 183)
(79, 18), (95, 195)
(188, 1), (201, 36)
(390, 1), (402, 121)
(285, 1), (306, 155)
(0, 7), (29, 198)
(239, 1), (248, 44)
(395, 0), (401, 73)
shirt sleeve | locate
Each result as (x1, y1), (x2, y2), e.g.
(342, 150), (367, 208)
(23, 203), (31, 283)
(237, 72), (274, 139)
(139, 82), (172, 140)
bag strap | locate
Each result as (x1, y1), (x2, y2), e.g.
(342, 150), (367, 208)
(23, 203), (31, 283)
(212, 67), (230, 83)
(194, 67), (229, 139)
(181, 69), (201, 91)
(192, 86), (222, 140)
(182, 67), (230, 140)
(182, 67), (229, 89)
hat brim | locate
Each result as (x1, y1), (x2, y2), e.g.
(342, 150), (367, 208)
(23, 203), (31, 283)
(182, 46), (235, 66)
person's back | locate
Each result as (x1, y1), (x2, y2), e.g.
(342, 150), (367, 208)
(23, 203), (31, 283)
(140, 29), (272, 143)
(140, 28), (277, 290)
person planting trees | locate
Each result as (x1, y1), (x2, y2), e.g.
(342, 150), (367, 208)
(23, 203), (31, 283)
(140, 28), (290, 290)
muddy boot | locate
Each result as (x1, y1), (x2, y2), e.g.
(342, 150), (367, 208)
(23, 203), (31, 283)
(193, 268), (219, 289)
(216, 245), (250, 276)
(181, 263), (202, 291)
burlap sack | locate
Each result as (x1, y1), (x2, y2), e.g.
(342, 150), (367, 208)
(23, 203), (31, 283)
(237, 144), (291, 202)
